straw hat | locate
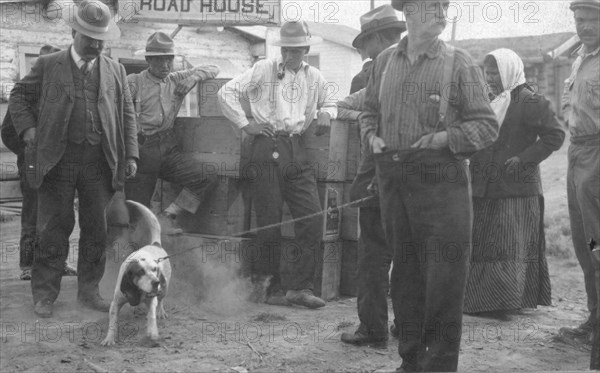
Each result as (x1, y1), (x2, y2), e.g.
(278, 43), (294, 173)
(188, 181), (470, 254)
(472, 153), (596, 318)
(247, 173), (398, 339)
(64, 0), (120, 41)
(271, 21), (322, 47)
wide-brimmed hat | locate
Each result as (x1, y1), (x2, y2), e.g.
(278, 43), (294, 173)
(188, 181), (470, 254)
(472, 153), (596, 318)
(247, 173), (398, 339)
(352, 5), (406, 48)
(135, 32), (178, 56)
(570, 0), (600, 11)
(271, 21), (322, 47)
(39, 44), (61, 56)
(64, 0), (120, 41)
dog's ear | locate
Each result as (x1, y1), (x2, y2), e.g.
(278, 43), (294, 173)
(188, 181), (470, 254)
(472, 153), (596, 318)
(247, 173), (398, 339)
(120, 260), (143, 306)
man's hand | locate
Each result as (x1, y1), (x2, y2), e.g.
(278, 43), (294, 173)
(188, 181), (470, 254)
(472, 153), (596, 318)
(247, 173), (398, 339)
(314, 112), (331, 136)
(411, 131), (448, 150)
(242, 120), (275, 137)
(504, 156), (521, 174)
(174, 76), (197, 96)
(22, 128), (36, 148)
(370, 135), (387, 154)
(125, 158), (137, 179)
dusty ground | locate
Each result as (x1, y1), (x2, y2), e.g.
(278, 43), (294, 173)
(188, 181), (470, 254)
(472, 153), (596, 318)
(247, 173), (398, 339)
(0, 140), (596, 372)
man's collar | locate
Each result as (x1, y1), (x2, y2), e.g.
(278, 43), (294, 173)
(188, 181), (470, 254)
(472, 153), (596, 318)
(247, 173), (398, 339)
(396, 36), (443, 59)
(277, 57), (308, 73)
(576, 43), (600, 57)
(143, 69), (168, 83)
(70, 45), (96, 67)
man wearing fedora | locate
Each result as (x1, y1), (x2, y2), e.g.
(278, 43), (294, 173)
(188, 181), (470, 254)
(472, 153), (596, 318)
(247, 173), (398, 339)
(9, 0), (138, 318)
(125, 32), (219, 234)
(360, 0), (497, 370)
(337, 5), (405, 348)
(559, 0), (600, 359)
(1, 45), (77, 282)
(219, 21), (336, 309)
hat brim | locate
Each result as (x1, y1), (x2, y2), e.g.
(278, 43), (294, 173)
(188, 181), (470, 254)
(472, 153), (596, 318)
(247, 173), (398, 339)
(271, 36), (323, 47)
(65, 17), (121, 41)
(570, 3), (600, 10)
(134, 50), (179, 57)
(352, 22), (406, 49)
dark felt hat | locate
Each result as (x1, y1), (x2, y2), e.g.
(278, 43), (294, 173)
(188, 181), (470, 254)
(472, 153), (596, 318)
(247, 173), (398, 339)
(353, 5), (406, 49)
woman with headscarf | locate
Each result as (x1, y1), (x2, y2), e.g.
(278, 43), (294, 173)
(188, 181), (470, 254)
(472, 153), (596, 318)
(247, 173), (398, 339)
(464, 48), (565, 316)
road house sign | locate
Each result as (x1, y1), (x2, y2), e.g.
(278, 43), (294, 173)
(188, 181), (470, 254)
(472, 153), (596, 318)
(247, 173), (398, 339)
(129, 0), (281, 25)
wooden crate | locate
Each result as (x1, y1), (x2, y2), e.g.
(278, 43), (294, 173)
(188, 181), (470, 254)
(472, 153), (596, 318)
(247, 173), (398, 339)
(199, 79), (252, 118)
(314, 240), (343, 300)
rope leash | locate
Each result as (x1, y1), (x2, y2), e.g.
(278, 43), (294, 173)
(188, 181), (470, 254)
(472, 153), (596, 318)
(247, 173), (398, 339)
(155, 195), (375, 263)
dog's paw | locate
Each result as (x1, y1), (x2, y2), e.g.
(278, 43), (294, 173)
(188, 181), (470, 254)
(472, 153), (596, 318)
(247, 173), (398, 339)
(100, 336), (116, 346)
(157, 305), (168, 319)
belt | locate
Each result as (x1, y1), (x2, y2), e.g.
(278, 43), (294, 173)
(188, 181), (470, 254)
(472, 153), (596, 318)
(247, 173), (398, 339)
(273, 130), (299, 138)
(570, 133), (600, 146)
(138, 130), (173, 145)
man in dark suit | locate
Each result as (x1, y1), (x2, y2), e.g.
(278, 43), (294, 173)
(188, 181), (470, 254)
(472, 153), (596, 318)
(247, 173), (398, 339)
(9, 0), (138, 318)
(1, 45), (77, 281)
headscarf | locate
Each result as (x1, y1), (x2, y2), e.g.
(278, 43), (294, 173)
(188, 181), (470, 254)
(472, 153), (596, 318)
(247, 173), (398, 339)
(485, 48), (527, 126)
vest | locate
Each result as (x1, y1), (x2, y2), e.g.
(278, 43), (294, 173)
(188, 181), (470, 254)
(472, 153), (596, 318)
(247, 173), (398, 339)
(68, 58), (102, 145)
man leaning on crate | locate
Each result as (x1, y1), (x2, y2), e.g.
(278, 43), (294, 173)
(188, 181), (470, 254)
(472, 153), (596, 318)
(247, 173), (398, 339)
(125, 32), (220, 234)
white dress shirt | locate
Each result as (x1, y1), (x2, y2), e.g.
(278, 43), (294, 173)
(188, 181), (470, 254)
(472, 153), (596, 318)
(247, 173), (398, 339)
(219, 57), (337, 134)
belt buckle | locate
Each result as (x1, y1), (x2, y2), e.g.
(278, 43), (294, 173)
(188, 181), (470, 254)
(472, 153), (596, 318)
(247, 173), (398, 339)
(392, 153), (401, 162)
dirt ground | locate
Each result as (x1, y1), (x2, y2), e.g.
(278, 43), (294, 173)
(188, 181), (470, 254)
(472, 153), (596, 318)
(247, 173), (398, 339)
(0, 143), (596, 372)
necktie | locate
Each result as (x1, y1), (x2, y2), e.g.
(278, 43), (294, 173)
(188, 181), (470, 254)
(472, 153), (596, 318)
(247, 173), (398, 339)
(80, 60), (90, 75)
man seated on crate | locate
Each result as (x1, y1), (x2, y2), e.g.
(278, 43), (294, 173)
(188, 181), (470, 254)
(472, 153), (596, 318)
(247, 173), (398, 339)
(125, 32), (220, 234)
(218, 21), (337, 309)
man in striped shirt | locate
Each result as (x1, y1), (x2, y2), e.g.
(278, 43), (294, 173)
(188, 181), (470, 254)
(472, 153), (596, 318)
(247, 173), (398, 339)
(359, 1), (498, 371)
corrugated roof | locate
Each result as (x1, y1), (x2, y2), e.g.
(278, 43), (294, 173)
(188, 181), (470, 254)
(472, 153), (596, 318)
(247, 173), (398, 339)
(450, 32), (577, 63)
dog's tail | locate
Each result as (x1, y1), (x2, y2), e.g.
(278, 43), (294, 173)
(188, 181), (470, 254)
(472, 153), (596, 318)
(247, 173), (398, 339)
(126, 200), (162, 247)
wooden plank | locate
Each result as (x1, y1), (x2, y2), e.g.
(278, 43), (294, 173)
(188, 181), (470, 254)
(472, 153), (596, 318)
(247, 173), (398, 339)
(199, 79), (252, 118)
(0, 180), (22, 201)
(314, 240), (342, 300)
(326, 120), (350, 182)
(0, 151), (19, 181)
(340, 183), (359, 241)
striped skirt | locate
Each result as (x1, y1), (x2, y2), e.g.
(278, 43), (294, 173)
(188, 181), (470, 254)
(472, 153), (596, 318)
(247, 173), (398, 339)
(464, 196), (552, 313)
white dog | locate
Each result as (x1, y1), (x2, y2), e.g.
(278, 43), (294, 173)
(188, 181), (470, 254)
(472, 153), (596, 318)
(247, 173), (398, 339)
(101, 201), (172, 346)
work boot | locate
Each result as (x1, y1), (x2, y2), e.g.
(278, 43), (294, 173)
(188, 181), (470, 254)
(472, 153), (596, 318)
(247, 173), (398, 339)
(285, 289), (325, 309)
(34, 299), (53, 318)
(340, 330), (388, 348)
(265, 290), (292, 307)
(157, 211), (183, 235)
(63, 263), (77, 276)
(78, 294), (111, 312)
(20, 268), (31, 281)
(558, 316), (595, 345)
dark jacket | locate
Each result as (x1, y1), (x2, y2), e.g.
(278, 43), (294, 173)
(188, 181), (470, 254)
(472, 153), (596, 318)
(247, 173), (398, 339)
(470, 84), (565, 198)
(350, 60), (373, 94)
(8, 49), (138, 190)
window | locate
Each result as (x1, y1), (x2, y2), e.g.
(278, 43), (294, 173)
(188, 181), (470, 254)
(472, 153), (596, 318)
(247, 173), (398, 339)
(304, 54), (320, 69)
(17, 46), (44, 80)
